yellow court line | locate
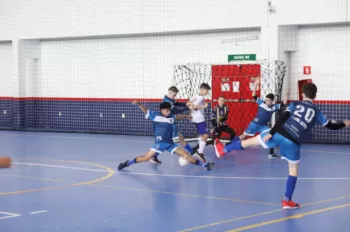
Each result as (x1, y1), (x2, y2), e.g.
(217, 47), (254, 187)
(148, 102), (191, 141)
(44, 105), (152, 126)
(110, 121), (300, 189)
(178, 209), (283, 232)
(0, 159), (115, 196)
(226, 203), (350, 232)
(178, 194), (350, 231)
(302, 194), (350, 207)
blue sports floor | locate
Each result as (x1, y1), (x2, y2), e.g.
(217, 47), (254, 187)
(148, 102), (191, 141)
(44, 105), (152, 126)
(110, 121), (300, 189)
(0, 131), (349, 232)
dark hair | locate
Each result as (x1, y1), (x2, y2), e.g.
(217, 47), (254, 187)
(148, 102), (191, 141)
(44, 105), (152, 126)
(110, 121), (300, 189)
(200, 83), (211, 90)
(218, 96), (226, 100)
(302, 83), (317, 99)
(265, 93), (275, 101)
(160, 102), (171, 110)
(168, 86), (179, 93)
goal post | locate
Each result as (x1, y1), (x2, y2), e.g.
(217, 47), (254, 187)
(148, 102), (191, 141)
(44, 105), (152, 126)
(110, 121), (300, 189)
(172, 60), (287, 139)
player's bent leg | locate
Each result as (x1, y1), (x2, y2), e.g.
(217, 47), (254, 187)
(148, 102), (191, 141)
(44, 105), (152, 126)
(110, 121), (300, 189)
(118, 150), (158, 170)
(173, 147), (214, 170)
(238, 134), (246, 140)
(214, 136), (261, 158)
(194, 135), (208, 162)
(178, 132), (193, 154)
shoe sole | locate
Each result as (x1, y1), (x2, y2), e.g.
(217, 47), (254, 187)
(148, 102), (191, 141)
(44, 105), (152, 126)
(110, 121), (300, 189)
(268, 155), (281, 159)
(149, 159), (161, 164)
(282, 206), (300, 210)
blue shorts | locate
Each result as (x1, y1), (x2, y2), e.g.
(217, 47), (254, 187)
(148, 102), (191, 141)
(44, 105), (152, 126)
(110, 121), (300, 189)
(259, 130), (300, 163)
(172, 123), (180, 139)
(194, 122), (208, 135)
(151, 142), (179, 154)
(244, 122), (269, 136)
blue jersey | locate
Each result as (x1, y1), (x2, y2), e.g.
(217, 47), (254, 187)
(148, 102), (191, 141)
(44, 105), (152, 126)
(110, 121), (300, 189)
(162, 95), (187, 114)
(253, 98), (281, 125)
(146, 110), (176, 144)
(282, 101), (328, 142)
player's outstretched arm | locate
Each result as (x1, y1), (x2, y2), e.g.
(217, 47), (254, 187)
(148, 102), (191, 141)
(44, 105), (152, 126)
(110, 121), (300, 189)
(252, 76), (260, 99)
(324, 120), (350, 130)
(175, 115), (191, 120)
(131, 100), (148, 114)
(192, 102), (208, 109)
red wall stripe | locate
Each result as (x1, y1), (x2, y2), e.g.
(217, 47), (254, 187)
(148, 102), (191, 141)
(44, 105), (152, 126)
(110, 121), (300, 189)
(0, 96), (349, 104)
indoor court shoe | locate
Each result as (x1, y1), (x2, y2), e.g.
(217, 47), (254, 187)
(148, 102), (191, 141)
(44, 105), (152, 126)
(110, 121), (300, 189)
(118, 160), (129, 170)
(268, 153), (281, 159)
(214, 138), (226, 158)
(149, 156), (162, 164)
(282, 200), (300, 209)
(204, 161), (215, 170)
(194, 152), (206, 163)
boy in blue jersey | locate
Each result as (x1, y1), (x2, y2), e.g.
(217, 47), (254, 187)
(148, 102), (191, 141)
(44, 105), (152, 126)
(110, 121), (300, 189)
(118, 101), (214, 170)
(239, 77), (286, 159)
(214, 83), (350, 209)
(150, 86), (193, 164)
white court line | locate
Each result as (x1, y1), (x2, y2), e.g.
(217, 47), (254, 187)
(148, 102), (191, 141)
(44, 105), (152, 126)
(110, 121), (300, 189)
(30, 210), (48, 215)
(12, 162), (107, 173)
(118, 172), (350, 180)
(12, 161), (350, 180)
(0, 134), (151, 143)
(1, 133), (349, 154)
(0, 212), (21, 220)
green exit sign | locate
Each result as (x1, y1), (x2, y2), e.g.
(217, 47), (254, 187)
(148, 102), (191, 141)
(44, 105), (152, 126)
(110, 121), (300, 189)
(228, 54), (256, 62)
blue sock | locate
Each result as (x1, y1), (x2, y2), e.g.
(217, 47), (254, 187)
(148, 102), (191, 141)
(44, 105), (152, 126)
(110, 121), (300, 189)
(285, 175), (297, 201)
(127, 158), (137, 166)
(184, 143), (193, 154)
(232, 136), (240, 142)
(224, 141), (244, 152)
(154, 153), (160, 157)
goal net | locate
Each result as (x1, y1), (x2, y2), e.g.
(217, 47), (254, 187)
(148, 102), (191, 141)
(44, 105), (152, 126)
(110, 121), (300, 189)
(172, 61), (287, 140)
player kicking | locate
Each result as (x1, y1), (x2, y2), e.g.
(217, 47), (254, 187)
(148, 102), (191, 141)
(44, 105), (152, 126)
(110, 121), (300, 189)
(214, 83), (350, 209)
(191, 96), (237, 154)
(186, 83), (211, 162)
(150, 86), (193, 164)
(239, 77), (286, 159)
(118, 101), (214, 170)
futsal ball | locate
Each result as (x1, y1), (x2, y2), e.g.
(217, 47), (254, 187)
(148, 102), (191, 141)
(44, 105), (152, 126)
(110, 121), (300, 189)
(179, 157), (189, 166)
(0, 157), (11, 168)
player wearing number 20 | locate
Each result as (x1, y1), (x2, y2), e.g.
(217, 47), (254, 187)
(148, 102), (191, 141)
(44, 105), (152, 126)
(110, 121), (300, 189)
(214, 83), (350, 209)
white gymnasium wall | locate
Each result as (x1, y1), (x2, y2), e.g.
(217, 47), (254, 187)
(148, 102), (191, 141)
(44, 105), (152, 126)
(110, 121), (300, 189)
(277, 0), (348, 25)
(39, 30), (261, 98)
(289, 25), (350, 100)
(0, 42), (14, 96)
(0, 0), (265, 40)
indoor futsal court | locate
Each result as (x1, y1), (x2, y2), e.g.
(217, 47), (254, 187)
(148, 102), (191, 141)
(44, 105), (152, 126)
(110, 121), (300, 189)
(0, 0), (350, 232)
(0, 131), (349, 232)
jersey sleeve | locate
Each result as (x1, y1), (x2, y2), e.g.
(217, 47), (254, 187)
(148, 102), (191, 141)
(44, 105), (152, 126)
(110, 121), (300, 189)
(316, 111), (329, 126)
(275, 104), (281, 111)
(145, 110), (158, 121)
(170, 113), (176, 121)
(256, 98), (264, 105)
(285, 102), (296, 112)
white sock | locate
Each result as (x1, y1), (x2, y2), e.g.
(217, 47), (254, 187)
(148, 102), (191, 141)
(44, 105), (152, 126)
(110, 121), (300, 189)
(198, 138), (206, 154)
